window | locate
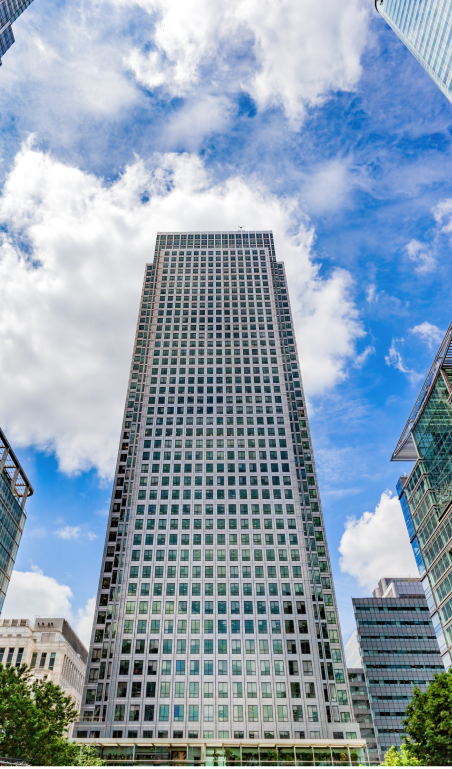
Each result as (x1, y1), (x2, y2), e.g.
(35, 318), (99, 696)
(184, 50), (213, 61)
(233, 705), (243, 722)
(307, 706), (319, 722)
(277, 705), (289, 722)
(175, 682), (185, 697)
(204, 705), (214, 722)
(189, 705), (199, 721)
(263, 705), (273, 722)
(248, 705), (258, 722)
(218, 705), (229, 722)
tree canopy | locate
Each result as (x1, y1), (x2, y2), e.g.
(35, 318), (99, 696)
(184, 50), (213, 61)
(383, 668), (452, 766)
(0, 663), (103, 766)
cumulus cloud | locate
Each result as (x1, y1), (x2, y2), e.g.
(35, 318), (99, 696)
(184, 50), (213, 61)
(339, 491), (418, 591)
(75, 596), (97, 647)
(2, 566), (95, 647)
(0, 142), (364, 478)
(410, 321), (444, 348)
(2, 565), (73, 620)
(404, 239), (436, 274)
(385, 339), (422, 384)
(122, 0), (369, 123)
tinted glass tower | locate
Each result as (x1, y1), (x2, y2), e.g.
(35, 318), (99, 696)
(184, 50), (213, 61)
(0, 427), (33, 613)
(0, 0), (35, 65)
(376, 0), (452, 104)
(76, 231), (365, 764)
(392, 322), (452, 670)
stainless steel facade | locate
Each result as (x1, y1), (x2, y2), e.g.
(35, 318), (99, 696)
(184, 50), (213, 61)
(76, 231), (359, 749)
(0, 427), (33, 613)
(377, 0), (452, 103)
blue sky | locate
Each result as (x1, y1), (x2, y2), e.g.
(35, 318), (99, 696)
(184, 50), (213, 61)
(1, 0), (452, 646)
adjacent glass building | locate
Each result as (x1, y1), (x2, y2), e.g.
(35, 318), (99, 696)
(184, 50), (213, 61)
(75, 231), (366, 763)
(0, 427), (33, 613)
(392, 322), (452, 669)
(0, 0), (35, 65)
(349, 578), (443, 762)
(376, 0), (452, 103)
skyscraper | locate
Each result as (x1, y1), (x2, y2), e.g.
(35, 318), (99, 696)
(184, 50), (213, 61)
(376, 0), (452, 104)
(392, 322), (452, 670)
(75, 231), (366, 764)
(0, 427), (33, 614)
(0, 0), (35, 66)
(349, 578), (443, 762)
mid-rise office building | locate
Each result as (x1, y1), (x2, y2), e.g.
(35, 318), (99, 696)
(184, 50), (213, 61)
(347, 668), (378, 765)
(0, 617), (88, 735)
(0, 427), (33, 614)
(0, 0), (35, 66)
(350, 577), (443, 761)
(376, 0), (452, 104)
(74, 230), (366, 764)
(392, 322), (452, 669)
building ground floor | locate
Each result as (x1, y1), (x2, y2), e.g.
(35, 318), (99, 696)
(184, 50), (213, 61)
(72, 738), (369, 766)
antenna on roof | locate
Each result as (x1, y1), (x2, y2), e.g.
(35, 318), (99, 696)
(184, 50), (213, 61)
(238, 226), (243, 230)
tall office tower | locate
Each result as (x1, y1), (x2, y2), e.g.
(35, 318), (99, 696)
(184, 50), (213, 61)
(0, 0), (34, 66)
(76, 231), (365, 765)
(376, 0), (452, 104)
(0, 428), (33, 614)
(350, 577), (443, 762)
(392, 322), (452, 670)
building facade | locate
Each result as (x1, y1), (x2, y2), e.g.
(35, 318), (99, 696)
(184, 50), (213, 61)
(347, 669), (378, 765)
(376, 0), (452, 104)
(0, 617), (88, 734)
(392, 322), (452, 669)
(350, 577), (443, 761)
(75, 231), (364, 761)
(0, 427), (33, 614)
(0, 0), (35, 66)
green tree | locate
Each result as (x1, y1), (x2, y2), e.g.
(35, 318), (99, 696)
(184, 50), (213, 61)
(401, 668), (452, 766)
(0, 663), (103, 766)
(78, 744), (105, 766)
(383, 745), (421, 766)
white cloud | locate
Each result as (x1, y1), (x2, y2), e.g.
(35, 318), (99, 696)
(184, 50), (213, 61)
(339, 491), (418, 591)
(122, 0), (369, 123)
(0, 143), (364, 478)
(385, 338), (422, 384)
(54, 526), (82, 540)
(54, 525), (97, 541)
(2, 565), (73, 620)
(354, 345), (375, 367)
(2, 566), (95, 648)
(404, 239), (436, 274)
(75, 596), (96, 647)
(410, 321), (444, 349)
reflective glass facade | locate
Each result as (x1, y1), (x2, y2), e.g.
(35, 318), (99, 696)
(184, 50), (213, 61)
(0, 428), (33, 613)
(378, 0), (452, 103)
(393, 325), (452, 669)
(351, 582), (443, 761)
(76, 231), (360, 749)
(0, 0), (35, 65)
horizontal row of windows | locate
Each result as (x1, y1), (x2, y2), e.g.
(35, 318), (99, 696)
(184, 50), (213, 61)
(122, 566), (331, 587)
(123, 584), (307, 598)
(128, 533), (299, 545)
(111, 681), (330, 701)
(130, 514), (302, 528)
(114, 548), (303, 564)
(109, 703), (325, 724)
